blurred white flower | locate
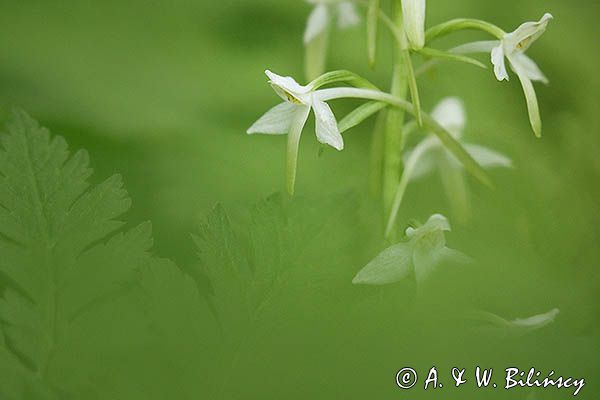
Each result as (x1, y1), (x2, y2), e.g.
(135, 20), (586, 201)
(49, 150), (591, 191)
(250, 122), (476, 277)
(453, 14), (553, 136)
(353, 214), (470, 286)
(407, 97), (513, 181)
(386, 97), (512, 235)
(471, 308), (560, 336)
(401, 0), (426, 49)
(304, 0), (361, 44)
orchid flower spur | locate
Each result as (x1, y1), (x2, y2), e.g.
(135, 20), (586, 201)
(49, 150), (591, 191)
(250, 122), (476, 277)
(453, 13), (553, 137)
(385, 97), (512, 236)
(304, 0), (360, 79)
(353, 214), (470, 286)
(401, 0), (426, 50)
(247, 70), (346, 195)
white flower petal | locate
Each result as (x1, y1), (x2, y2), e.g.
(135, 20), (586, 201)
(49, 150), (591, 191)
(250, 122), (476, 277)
(410, 213), (451, 238)
(491, 44), (509, 81)
(304, 4), (330, 44)
(431, 97), (466, 138)
(336, 2), (360, 29)
(352, 242), (413, 285)
(451, 40), (500, 55)
(265, 70), (312, 105)
(313, 100), (344, 150)
(402, 0), (426, 49)
(509, 57), (543, 137)
(463, 144), (513, 169)
(504, 13), (553, 54)
(404, 145), (439, 181)
(511, 308), (560, 329)
(247, 102), (300, 135)
(413, 245), (469, 284)
(286, 105), (312, 195)
(510, 53), (549, 84)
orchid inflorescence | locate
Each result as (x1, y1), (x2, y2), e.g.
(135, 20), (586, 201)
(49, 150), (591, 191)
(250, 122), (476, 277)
(247, 0), (556, 306)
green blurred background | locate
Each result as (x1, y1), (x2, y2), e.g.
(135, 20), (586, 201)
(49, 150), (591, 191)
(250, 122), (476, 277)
(0, 0), (598, 398)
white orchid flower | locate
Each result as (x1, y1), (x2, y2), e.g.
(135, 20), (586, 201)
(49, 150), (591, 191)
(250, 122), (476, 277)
(304, 1), (360, 80)
(353, 214), (470, 286)
(401, 0), (426, 49)
(247, 70), (345, 195)
(386, 97), (512, 235)
(304, 0), (361, 44)
(407, 97), (513, 180)
(453, 14), (553, 137)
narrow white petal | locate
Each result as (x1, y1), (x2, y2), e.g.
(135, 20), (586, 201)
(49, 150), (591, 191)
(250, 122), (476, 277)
(510, 56), (543, 137)
(304, 4), (330, 44)
(312, 100), (344, 150)
(510, 53), (549, 84)
(247, 102), (299, 135)
(472, 308), (559, 336)
(511, 308), (560, 329)
(352, 242), (413, 285)
(463, 144), (513, 168)
(491, 44), (509, 81)
(451, 40), (500, 55)
(286, 106), (312, 195)
(336, 2), (361, 29)
(431, 97), (466, 138)
(402, 0), (426, 49)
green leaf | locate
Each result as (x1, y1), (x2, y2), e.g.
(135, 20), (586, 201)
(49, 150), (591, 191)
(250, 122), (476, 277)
(0, 110), (174, 395)
(367, 0), (380, 67)
(0, 342), (57, 400)
(417, 47), (487, 70)
(339, 101), (387, 134)
(309, 70), (379, 90)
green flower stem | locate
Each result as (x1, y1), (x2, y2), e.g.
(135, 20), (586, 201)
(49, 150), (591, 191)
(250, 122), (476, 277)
(425, 19), (506, 44)
(383, 0), (408, 226)
(317, 87), (493, 189)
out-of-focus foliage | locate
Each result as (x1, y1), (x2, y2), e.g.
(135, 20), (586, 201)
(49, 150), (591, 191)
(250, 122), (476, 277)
(0, 0), (598, 398)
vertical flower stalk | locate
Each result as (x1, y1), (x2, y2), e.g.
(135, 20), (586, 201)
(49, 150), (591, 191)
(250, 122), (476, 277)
(382, 0), (409, 222)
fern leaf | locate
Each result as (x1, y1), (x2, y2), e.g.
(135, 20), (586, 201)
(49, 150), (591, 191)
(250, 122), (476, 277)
(0, 110), (154, 392)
